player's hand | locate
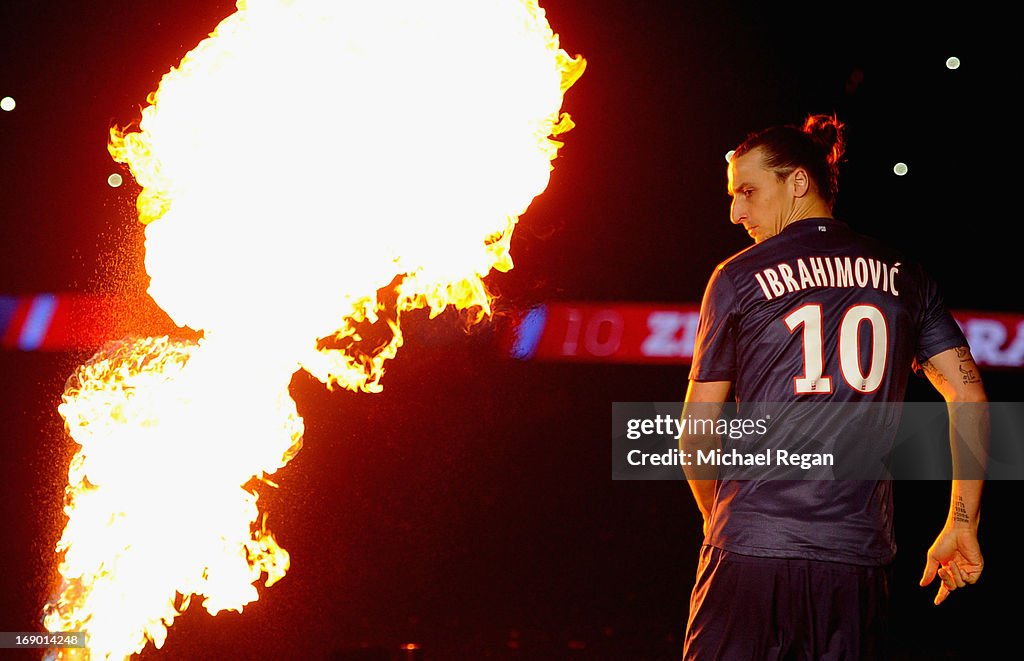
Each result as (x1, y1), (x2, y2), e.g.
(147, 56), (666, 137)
(919, 525), (983, 605)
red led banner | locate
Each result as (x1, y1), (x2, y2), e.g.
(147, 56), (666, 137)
(4, 295), (1023, 370)
(0, 294), (180, 352)
(508, 302), (1024, 369)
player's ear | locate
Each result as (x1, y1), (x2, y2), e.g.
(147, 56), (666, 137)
(790, 167), (810, 198)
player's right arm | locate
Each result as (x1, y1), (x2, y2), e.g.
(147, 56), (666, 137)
(917, 345), (989, 605)
(685, 265), (738, 533)
(679, 380), (731, 533)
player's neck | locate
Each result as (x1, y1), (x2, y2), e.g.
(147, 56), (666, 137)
(782, 198), (833, 229)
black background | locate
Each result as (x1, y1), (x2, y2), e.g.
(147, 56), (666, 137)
(1, 2), (1016, 659)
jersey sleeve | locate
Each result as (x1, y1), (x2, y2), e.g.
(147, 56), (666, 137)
(914, 267), (968, 367)
(689, 265), (739, 382)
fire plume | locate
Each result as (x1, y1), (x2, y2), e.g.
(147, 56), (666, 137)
(42, 0), (583, 658)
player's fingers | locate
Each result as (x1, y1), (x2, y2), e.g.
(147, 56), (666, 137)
(948, 561), (967, 588)
(920, 555), (939, 586)
(937, 567), (957, 593)
(934, 583), (951, 606)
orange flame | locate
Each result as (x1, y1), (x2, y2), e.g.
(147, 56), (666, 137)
(43, 0), (583, 658)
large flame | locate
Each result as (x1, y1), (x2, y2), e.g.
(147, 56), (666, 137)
(43, 0), (583, 658)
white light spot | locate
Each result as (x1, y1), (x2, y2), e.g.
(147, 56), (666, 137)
(0, 96), (15, 112)
(893, 162), (908, 176)
(107, 173), (124, 188)
(946, 56), (961, 70)
(724, 150), (735, 163)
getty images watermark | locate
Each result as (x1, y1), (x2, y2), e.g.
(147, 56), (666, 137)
(625, 412), (831, 470)
(612, 401), (1021, 481)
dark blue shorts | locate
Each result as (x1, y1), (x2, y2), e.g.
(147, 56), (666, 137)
(683, 545), (892, 660)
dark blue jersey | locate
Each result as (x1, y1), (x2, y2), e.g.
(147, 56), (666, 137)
(689, 217), (966, 565)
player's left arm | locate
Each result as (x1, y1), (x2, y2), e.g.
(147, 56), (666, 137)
(678, 380), (731, 533)
(918, 345), (989, 605)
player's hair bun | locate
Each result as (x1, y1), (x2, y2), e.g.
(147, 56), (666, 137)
(802, 114), (846, 167)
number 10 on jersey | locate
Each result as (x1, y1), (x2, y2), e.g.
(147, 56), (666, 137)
(784, 304), (888, 394)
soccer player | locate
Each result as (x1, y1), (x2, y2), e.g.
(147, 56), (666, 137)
(678, 115), (988, 659)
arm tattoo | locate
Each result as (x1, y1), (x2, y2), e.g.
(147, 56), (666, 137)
(954, 495), (970, 524)
(959, 363), (981, 384)
(921, 360), (946, 386)
(955, 345), (982, 384)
